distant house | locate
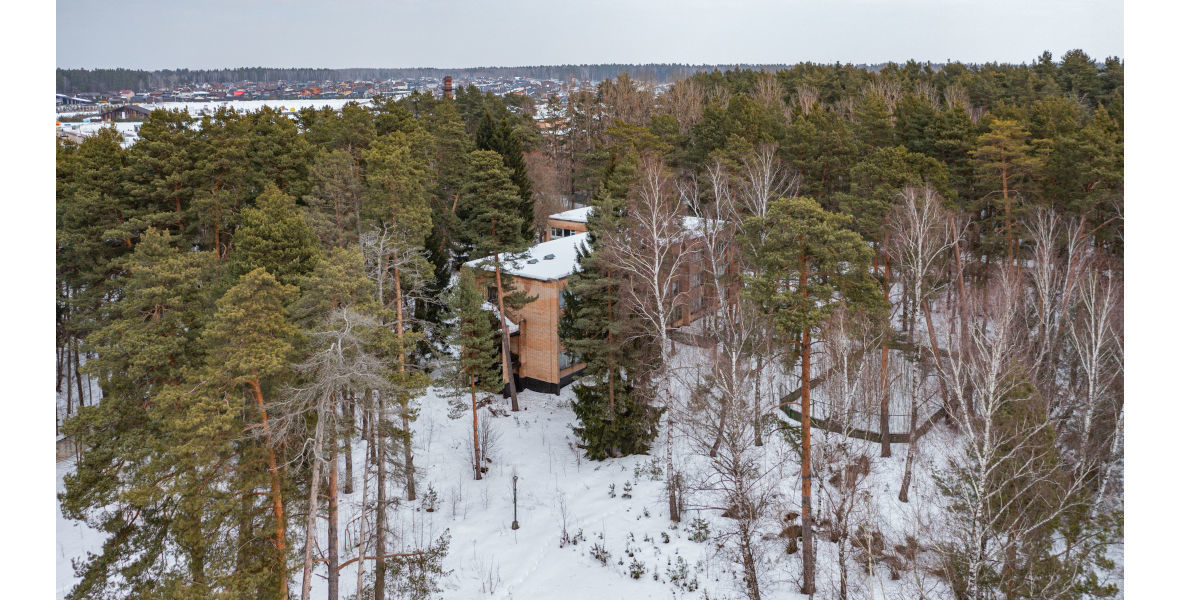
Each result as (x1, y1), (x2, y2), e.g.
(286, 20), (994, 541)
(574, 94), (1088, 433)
(97, 104), (153, 122)
(465, 208), (726, 395)
(545, 206), (592, 241)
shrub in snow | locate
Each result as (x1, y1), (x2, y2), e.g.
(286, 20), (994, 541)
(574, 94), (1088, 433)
(622, 480), (633, 499)
(628, 558), (647, 579)
(421, 484), (439, 512)
(608, 483), (616, 498)
(633, 457), (664, 481)
(688, 517), (710, 542)
(375, 529), (452, 600)
(667, 556), (699, 591)
(590, 543), (610, 566)
(560, 528), (586, 548)
(661, 531), (670, 544)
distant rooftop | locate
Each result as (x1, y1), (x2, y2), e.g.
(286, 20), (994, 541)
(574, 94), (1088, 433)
(550, 206), (719, 238)
(466, 232), (591, 282)
(548, 206), (593, 223)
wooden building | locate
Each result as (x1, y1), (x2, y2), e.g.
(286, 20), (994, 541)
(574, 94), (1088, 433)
(467, 208), (727, 395)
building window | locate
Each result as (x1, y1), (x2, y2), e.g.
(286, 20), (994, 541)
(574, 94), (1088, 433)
(551, 227), (576, 238)
(560, 351), (576, 370)
(670, 279), (681, 296)
(558, 290), (567, 310)
(487, 286), (498, 304)
(691, 296), (703, 314)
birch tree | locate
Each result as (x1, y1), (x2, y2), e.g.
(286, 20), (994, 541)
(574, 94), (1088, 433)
(604, 155), (692, 521)
(888, 185), (955, 502)
(933, 271), (1110, 600)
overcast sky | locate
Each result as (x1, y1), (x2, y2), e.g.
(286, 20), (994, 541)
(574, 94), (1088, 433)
(56, 0), (1123, 69)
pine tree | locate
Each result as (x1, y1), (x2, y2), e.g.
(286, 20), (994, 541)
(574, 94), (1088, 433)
(442, 268), (502, 480)
(201, 268), (301, 600)
(289, 247), (374, 600)
(970, 118), (1044, 264)
(460, 150), (537, 411)
(853, 92), (895, 151)
(363, 129), (436, 502)
(305, 148), (364, 248)
(126, 109), (200, 238)
(782, 107), (858, 206)
(742, 196), (884, 595)
(192, 108), (252, 257)
(61, 229), (221, 599)
(229, 183), (321, 287)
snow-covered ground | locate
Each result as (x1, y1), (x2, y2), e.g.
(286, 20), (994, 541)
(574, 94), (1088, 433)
(57, 378), (959, 600)
(57, 459), (103, 598)
(55, 329), (1121, 599)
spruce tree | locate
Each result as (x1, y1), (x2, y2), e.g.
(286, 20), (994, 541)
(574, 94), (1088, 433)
(559, 157), (660, 459)
(475, 111), (535, 239)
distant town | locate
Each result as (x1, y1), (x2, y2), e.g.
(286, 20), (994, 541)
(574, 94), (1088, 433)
(57, 74), (602, 110)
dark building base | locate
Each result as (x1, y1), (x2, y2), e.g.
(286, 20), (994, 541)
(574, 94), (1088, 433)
(501, 368), (585, 398)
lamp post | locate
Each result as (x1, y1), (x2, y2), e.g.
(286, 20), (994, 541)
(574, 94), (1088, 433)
(511, 475), (520, 530)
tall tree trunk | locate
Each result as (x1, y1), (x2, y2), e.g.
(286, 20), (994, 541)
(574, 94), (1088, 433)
(328, 413), (340, 600)
(921, 298), (951, 413)
(899, 298), (920, 503)
(1002, 164), (1013, 266)
(492, 256), (521, 411)
(951, 219), (972, 415)
(374, 393), (388, 600)
(56, 328), (64, 395)
(667, 413), (679, 523)
(73, 334), (86, 407)
(355, 402), (372, 597)
(300, 404), (326, 600)
(392, 258), (416, 501)
(65, 335), (73, 419)
(471, 376), (482, 481)
(800, 259), (816, 596)
(343, 392), (354, 494)
(880, 252), (893, 457)
(709, 396), (730, 458)
(249, 379), (288, 600)
(753, 351), (764, 447)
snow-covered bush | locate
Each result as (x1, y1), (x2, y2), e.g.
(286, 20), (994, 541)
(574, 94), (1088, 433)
(628, 558), (647, 579)
(688, 517), (710, 542)
(590, 543), (610, 566)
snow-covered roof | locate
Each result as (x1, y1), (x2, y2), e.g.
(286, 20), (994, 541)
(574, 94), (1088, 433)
(548, 206), (720, 235)
(466, 232), (591, 282)
(548, 206), (593, 223)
